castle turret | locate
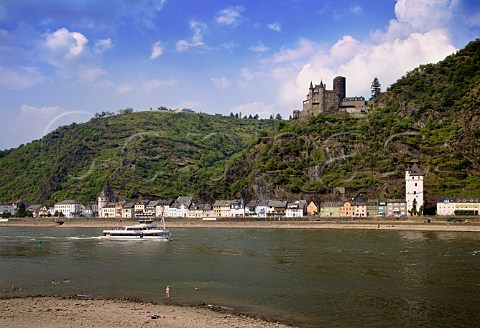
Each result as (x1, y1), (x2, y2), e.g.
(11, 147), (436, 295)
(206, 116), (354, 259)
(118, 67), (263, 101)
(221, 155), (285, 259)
(405, 163), (424, 216)
(333, 76), (346, 100)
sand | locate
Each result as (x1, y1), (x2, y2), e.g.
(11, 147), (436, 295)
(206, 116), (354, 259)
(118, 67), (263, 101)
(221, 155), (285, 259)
(0, 296), (294, 328)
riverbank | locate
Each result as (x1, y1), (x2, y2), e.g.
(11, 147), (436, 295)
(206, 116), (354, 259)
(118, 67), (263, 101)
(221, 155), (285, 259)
(0, 217), (479, 232)
(0, 296), (293, 328)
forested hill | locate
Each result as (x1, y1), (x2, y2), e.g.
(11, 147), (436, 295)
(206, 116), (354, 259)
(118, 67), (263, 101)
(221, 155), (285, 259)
(1, 39), (479, 209)
(0, 112), (271, 204)
(207, 39), (480, 212)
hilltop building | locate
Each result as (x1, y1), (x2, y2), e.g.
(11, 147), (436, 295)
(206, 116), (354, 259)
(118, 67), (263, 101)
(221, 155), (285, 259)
(405, 163), (424, 216)
(293, 76), (369, 118)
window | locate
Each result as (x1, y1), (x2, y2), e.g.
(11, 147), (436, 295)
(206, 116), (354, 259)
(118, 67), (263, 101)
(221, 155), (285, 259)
(415, 183), (417, 186)
(414, 191), (416, 195)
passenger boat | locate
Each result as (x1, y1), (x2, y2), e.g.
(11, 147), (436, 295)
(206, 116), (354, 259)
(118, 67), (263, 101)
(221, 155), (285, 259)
(100, 219), (172, 241)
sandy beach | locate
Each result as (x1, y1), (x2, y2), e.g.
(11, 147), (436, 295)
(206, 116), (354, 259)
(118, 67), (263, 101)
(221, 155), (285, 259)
(1, 217), (479, 232)
(0, 296), (293, 328)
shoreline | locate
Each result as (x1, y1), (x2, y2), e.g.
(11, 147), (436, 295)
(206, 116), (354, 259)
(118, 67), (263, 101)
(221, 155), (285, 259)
(0, 217), (479, 232)
(0, 295), (295, 328)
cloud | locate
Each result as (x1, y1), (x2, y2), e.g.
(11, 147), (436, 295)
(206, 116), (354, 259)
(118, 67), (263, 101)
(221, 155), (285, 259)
(267, 22), (282, 32)
(94, 38), (112, 53)
(210, 76), (232, 89)
(250, 42), (270, 53)
(44, 28), (88, 65)
(176, 20), (206, 52)
(141, 79), (176, 92)
(268, 38), (317, 64)
(215, 6), (243, 26)
(10, 104), (65, 145)
(150, 41), (164, 59)
(0, 66), (44, 89)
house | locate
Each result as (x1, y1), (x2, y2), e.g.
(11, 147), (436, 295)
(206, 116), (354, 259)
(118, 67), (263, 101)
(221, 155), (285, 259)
(188, 203), (212, 218)
(155, 199), (175, 217)
(245, 200), (258, 217)
(0, 203), (15, 215)
(378, 200), (387, 217)
(213, 200), (231, 217)
(319, 201), (342, 218)
(340, 194), (367, 217)
(82, 205), (95, 218)
(230, 199), (245, 218)
(101, 204), (117, 218)
(188, 203), (204, 218)
(285, 201), (306, 218)
(38, 205), (51, 217)
(386, 199), (407, 217)
(436, 197), (480, 216)
(307, 201), (319, 216)
(267, 200), (287, 216)
(26, 204), (43, 218)
(255, 200), (269, 218)
(134, 200), (149, 217)
(54, 200), (83, 218)
(366, 200), (379, 217)
(145, 200), (158, 216)
(121, 202), (136, 218)
(175, 196), (193, 217)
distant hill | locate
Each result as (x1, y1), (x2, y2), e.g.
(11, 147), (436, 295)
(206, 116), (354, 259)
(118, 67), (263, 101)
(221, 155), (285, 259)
(0, 111), (271, 204)
(208, 39), (480, 212)
(1, 39), (479, 211)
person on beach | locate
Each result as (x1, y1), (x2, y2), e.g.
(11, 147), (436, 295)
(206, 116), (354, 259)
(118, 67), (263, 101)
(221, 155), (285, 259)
(166, 286), (170, 298)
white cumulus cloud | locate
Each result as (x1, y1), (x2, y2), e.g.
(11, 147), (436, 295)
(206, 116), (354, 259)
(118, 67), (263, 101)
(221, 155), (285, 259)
(44, 28), (88, 64)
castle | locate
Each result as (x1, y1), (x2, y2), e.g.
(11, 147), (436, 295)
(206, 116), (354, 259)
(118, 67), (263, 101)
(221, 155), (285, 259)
(294, 76), (369, 118)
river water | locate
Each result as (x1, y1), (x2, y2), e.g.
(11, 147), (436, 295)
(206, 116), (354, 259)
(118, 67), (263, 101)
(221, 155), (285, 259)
(1, 227), (479, 327)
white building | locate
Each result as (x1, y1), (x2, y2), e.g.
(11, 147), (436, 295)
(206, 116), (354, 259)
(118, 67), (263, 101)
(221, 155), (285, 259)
(285, 202), (303, 218)
(0, 204), (15, 215)
(54, 200), (83, 218)
(436, 197), (480, 216)
(406, 163), (424, 216)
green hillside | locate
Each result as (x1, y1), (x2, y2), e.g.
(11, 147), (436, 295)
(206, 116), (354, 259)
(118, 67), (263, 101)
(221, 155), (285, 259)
(0, 111), (270, 204)
(1, 39), (479, 210)
(210, 39), (480, 211)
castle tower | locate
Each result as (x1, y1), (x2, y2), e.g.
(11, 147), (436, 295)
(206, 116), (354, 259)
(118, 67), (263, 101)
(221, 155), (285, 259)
(405, 163), (424, 216)
(97, 190), (109, 218)
(333, 76), (346, 100)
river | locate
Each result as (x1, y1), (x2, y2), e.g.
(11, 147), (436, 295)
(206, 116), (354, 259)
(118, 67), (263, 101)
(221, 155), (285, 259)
(1, 227), (479, 327)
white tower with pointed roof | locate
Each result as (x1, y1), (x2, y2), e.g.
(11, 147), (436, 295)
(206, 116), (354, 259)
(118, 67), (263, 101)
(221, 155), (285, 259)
(97, 190), (109, 218)
(405, 163), (424, 216)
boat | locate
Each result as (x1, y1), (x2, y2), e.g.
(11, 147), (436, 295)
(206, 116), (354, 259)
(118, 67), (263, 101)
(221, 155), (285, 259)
(100, 219), (172, 241)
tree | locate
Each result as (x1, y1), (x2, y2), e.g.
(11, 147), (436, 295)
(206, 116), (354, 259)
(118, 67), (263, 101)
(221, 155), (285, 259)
(409, 199), (418, 216)
(370, 77), (381, 100)
(275, 114), (282, 120)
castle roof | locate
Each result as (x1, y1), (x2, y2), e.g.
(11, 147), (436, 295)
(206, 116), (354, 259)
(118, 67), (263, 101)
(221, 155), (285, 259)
(407, 163), (424, 176)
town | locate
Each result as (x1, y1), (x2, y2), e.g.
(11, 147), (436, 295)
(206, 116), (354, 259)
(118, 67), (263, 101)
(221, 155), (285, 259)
(1, 163), (479, 219)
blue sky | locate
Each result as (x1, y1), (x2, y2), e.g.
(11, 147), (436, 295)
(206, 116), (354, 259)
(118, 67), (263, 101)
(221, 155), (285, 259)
(0, 0), (479, 149)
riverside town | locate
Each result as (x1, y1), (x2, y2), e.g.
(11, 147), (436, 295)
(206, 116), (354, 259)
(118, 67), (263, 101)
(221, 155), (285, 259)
(2, 163), (479, 219)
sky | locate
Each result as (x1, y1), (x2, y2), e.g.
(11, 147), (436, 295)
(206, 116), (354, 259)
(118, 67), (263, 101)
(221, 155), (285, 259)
(0, 0), (479, 150)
